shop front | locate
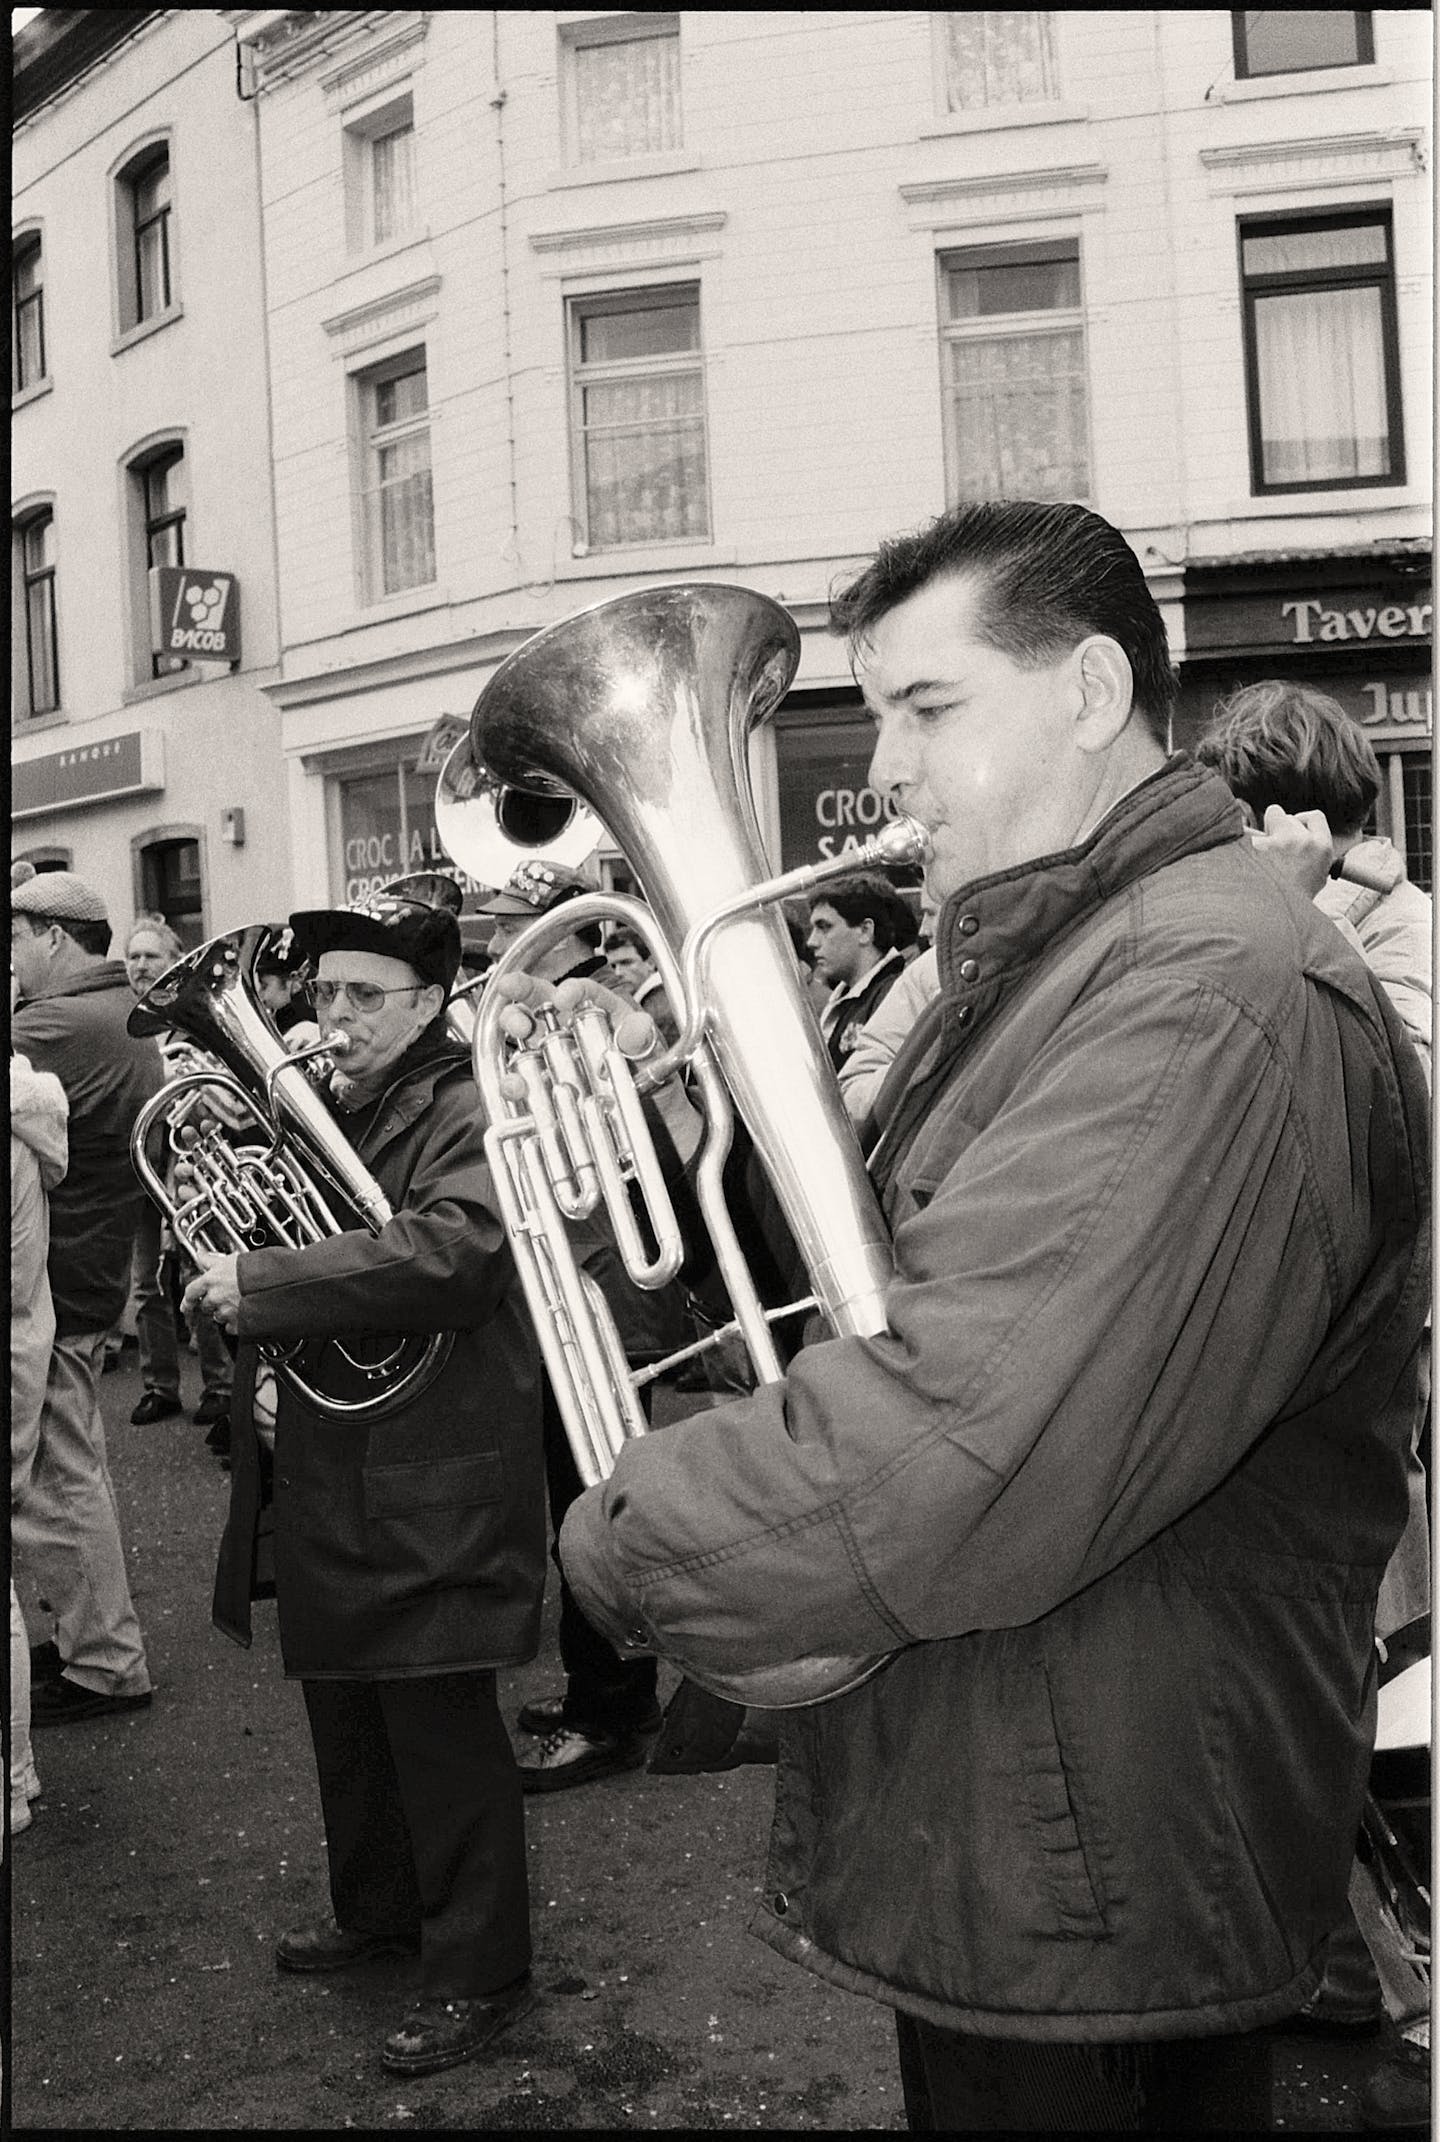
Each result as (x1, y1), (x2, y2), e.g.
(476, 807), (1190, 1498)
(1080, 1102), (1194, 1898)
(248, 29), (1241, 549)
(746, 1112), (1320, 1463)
(1180, 552), (1432, 891)
(768, 690), (922, 881)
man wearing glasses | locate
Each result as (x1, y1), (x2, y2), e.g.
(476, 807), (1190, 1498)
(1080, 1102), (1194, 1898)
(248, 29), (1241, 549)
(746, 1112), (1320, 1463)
(185, 894), (545, 2081)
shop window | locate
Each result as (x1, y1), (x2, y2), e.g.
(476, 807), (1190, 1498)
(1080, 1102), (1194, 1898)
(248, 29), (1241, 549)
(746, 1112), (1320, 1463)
(357, 350), (435, 601)
(13, 232), (46, 392)
(333, 751), (473, 910)
(14, 848), (72, 875)
(1240, 211), (1404, 493)
(343, 94), (418, 254)
(937, 12), (1057, 111)
(13, 506), (60, 720)
(940, 239), (1089, 504)
(116, 141), (176, 335)
(561, 14), (681, 166)
(1399, 756), (1432, 893)
(568, 286), (710, 551)
(1232, 11), (1373, 79)
(139, 834), (205, 949)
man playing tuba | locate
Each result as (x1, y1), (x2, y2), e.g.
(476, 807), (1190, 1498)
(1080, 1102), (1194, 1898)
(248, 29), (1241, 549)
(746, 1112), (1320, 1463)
(185, 892), (544, 2080)
(542, 502), (1430, 2132)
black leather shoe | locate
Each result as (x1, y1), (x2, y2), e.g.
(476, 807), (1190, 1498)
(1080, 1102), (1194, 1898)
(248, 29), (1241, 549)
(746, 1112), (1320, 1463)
(194, 1390), (232, 1427)
(1358, 2035), (1430, 2128)
(204, 1417), (232, 1455)
(516, 1692), (662, 1736)
(30, 1678), (153, 1728)
(381, 1975), (534, 2076)
(517, 1726), (650, 1793)
(131, 1390), (183, 1426)
(276, 1920), (420, 1974)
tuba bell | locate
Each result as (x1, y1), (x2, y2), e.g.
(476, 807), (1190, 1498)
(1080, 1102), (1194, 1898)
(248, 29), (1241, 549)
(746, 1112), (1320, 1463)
(128, 926), (453, 1422)
(455, 583), (929, 1708)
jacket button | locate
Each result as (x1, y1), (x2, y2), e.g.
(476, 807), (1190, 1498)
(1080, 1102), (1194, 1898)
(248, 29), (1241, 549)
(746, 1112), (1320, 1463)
(624, 1626), (649, 1650)
(773, 1892), (789, 1916)
(959, 958), (980, 982)
(955, 1005), (974, 1028)
(959, 914), (980, 936)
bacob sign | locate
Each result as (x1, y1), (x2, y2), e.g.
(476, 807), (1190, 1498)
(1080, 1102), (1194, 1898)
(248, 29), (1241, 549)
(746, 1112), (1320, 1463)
(148, 566), (241, 664)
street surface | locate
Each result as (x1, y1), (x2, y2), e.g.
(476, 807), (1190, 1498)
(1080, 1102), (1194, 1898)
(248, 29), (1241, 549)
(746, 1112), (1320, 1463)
(9, 1345), (1403, 2130)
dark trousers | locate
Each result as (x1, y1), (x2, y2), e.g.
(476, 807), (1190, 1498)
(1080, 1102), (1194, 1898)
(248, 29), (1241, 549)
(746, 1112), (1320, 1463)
(543, 1375), (658, 1735)
(895, 2012), (1273, 2133)
(301, 1672), (530, 1999)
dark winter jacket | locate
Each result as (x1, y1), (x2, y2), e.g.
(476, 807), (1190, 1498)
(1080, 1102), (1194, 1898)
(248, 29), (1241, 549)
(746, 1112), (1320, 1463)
(11, 961), (164, 1335)
(212, 1035), (545, 1678)
(561, 757), (1431, 2040)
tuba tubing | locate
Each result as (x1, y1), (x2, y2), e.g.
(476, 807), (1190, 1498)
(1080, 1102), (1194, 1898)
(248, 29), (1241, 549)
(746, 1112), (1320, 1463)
(462, 583), (931, 1706)
(128, 927), (453, 1423)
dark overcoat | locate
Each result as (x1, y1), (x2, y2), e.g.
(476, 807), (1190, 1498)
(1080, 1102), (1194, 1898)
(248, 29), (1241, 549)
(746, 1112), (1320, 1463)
(212, 1037), (545, 1678)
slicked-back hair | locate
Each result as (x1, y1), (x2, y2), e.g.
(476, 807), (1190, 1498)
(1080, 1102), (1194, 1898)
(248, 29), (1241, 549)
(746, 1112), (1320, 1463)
(831, 500), (1176, 749)
(1195, 681), (1380, 838)
(809, 871), (906, 955)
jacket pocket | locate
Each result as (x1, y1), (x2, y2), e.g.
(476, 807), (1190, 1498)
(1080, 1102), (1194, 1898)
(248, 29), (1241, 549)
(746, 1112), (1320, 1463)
(363, 1451), (502, 1518)
(363, 1452), (506, 1608)
(1019, 1655), (1109, 1940)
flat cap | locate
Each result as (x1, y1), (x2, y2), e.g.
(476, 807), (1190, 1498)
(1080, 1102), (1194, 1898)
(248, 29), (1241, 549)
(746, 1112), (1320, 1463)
(10, 870), (109, 925)
(478, 860), (593, 917)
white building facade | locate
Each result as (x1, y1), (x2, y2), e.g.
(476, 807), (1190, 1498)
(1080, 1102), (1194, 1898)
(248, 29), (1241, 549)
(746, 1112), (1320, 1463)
(17, 10), (1431, 930)
(11, 7), (289, 945)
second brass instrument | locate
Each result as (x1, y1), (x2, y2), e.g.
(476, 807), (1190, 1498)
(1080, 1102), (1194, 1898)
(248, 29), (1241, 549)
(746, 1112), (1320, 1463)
(449, 583), (929, 1708)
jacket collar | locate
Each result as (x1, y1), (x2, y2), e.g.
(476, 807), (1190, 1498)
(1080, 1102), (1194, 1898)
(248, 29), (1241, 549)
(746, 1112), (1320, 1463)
(336, 1029), (469, 1145)
(17, 958), (131, 1007)
(930, 756), (1245, 1037)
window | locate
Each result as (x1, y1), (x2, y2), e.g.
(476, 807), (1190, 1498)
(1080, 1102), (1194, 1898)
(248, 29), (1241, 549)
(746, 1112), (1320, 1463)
(128, 447), (188, 681)
(14, 509), (60, 719)
(562, 14), (681, 165)
(1400, 757), (1431, 893)
(13, 233), (46, 391)
(939, 12), (1057, 111)
(1232, 11), (1373, 78)
(569, 289), (710, 550)
(139, 836), (204, 949)
(359, 353), (435, 599)
(1240, 212), (1404, 492)
(343, 95), (418, 253)
(117, 144), (175, 333)
(940, 240), (1089, 504)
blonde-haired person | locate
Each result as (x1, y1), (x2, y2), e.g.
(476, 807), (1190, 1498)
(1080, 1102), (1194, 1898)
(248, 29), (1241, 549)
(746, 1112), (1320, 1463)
(122, 915), (235, 1446)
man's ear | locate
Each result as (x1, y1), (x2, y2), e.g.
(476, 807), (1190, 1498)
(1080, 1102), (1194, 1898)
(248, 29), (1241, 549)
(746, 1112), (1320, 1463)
(858, 916), (876, 944)
(1071, 635), (1134, 755)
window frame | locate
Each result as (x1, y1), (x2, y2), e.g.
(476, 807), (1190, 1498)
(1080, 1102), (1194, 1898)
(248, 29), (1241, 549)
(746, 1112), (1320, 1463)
(560, 11), (683, 168)
(125, 438), (190, 683)
(1231, 10), (1374, 80)
(566, 283), (711, 554)
(356, 347), (436, 603)
(13, 232), (47, 394)
(14, 506), (61, 722)
(1238, 206), (1405, 496)
(937, 236), (1092, 507)
(114, 139), (177, 337)
(342, 91), (419, 255)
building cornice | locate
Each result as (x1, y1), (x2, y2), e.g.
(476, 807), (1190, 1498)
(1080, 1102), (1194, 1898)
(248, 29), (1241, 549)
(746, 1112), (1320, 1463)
(529, 211), (729, 257)
(1200, 127), (1426, 192)
(900, 163), (1108, 229)
(321, 275), (443, 357)
(227, 9), (426, 93)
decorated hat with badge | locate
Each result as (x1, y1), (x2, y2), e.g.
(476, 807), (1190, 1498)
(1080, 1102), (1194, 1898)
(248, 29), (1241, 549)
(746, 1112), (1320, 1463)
(287, 891), (462, 991)
(478, 860), (593, 918)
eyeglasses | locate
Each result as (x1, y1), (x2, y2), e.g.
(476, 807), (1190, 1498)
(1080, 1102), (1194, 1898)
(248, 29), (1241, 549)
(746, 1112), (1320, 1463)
(312, 978), (422, 1014)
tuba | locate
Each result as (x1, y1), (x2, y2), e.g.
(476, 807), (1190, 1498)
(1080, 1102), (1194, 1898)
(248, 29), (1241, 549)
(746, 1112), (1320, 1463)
(451, 584), (929, 1708)
(128, 926), (453, 1422)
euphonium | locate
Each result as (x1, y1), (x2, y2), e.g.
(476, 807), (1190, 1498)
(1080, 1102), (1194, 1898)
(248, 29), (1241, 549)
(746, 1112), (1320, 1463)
(458, 584), (929, 1708)
(127, 925), (453, 1422)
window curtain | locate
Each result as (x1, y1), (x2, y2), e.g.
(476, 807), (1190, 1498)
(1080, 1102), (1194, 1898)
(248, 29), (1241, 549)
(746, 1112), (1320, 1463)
(1255, 286), (1389, 482)
(944, 12), (1056, 110)
(575, 34), (681, 161)
(582, 373), (706, 545)
(372, 127), (417, 245)
(946, 329), (1088, 499)
(374, 432), (435, 593)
